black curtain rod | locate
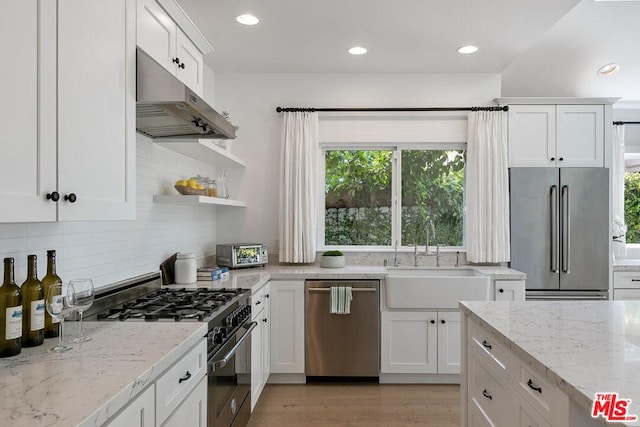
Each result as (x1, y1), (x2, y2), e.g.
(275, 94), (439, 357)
(275, 106), (508, 113)
(614, 121), (640, 125)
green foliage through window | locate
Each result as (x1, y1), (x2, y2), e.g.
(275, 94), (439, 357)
(625, 172), (640, 243)
(324, 149), (465, 247)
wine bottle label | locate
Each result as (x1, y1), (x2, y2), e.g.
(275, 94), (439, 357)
(31, 299), (45, 331)
(5, 306), (22, 340)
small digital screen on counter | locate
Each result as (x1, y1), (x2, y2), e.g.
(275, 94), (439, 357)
(237, 247), (260, 264)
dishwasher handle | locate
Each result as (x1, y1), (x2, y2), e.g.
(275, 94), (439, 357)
(307, 287), (377, 293)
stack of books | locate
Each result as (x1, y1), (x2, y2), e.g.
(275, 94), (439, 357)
(197, 266), (230, 281)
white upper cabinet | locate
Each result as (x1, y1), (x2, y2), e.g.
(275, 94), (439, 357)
(0, 1), (56, 222)
(137, 0), (205, 96)
(56, 0), (136, 221)
(0, 0), (135, 223)
(507, 104), (604, 168)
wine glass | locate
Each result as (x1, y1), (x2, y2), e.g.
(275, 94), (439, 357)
(69, 279), (95, 343)
(45, 283), (74, 352)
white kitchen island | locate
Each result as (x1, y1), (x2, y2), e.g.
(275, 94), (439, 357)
(460, 301), (640, 427)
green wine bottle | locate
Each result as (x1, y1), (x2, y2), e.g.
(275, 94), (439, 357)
(21, 254), (44, 347)
(41, 250), (61, 338)
(0, 257), (22, 357)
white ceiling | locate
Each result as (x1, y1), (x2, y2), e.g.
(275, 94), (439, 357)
(176, 0), (640, 102)
(177, 0), (580, 73)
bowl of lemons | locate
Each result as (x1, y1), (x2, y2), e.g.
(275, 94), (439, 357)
(174, 178), (206, 195)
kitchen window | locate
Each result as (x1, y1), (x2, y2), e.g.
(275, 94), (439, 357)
(322, 147), (466, 249)
(625, 155), (640, 244)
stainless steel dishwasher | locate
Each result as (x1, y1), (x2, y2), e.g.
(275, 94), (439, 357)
(305, 279), (380, 377)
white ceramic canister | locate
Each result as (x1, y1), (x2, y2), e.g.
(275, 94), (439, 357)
(175, 252), (197, 284)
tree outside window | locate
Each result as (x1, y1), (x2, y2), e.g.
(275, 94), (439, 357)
(324, 149), (465, 247)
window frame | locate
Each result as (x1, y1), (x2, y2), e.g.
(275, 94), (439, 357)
(319, 141), (467, 252)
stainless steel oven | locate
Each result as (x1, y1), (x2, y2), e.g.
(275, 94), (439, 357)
(208, 320), (256, 427)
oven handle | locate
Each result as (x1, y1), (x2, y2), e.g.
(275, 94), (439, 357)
(208, 321), (257, 373)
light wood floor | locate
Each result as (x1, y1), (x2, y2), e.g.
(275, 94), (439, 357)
(247, 383), (461, 427)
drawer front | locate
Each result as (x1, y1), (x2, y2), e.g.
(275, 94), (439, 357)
(468, 320), (514, 379)
(515, 361), (558, 422)
(156, 339), (207, 424)
(517, 397), (552, 427)
(252, 286), (265, 320)
(468, 347), (515, 425)
(613, 272), (640, 289)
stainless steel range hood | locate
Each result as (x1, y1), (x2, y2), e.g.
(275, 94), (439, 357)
(136, 49), (236, 139)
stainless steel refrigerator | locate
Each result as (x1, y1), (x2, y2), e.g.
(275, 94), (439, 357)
(509, 168), (609, 300)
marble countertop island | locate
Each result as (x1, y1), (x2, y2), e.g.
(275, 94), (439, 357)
(461, 300), (640, 426)
(0, 321), (207, 426)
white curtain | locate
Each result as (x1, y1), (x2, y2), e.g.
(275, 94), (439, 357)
(612, 124), (626, 248)
(465, 110), (510, 263)
(279, 112), (320, 263)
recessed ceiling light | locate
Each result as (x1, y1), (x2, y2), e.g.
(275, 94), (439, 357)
(348, 46), (367, 55)
(236, 14), (259, 26)
(457, 45), (478, 54)
(598, 63), (620, 76)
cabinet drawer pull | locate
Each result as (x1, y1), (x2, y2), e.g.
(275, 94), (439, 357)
(430, 320), (435, 324)
(179, 62), (185, 69)
(262, 318), (267, 323)
(178, 371), (192, 384)
(173, 57), (180, 64)
(481, 340), (492, 350)
(527, 379), (542, 394)
(499, 288), (504, 293)
(46, 191), (60, 202)
(631, 279), (640, 282)
(255, 300), (261, 305)
(482, 389), (493, 400)
(64, 193), (77, 203)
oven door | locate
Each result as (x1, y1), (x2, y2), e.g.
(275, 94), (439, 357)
(208, 321), (256, 427)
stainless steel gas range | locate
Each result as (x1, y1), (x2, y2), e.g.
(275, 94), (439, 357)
(86, 273), (254, 427)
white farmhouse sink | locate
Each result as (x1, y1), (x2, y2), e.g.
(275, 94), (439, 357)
(385, 267), (491, 309)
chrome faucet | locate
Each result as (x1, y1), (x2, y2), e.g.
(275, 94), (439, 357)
(425, 219), (436, 255)
(393, 240), (401, 267)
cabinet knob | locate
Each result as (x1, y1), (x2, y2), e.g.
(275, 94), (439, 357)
(46, 191), (60, 202)
(179, 62), (185, 69)
(172, 57), (180, 64)
(262, 318), (267, 323)
(558, 157), (564, 161)
(64, 193), (77, 203)
(265, 294), (269, 298)
(441, 319), (446, 324)
(499, 288), (504, 293)
(550, 157), (555, 161)
(430, 320), (435, 324)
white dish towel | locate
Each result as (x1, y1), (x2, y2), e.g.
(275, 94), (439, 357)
(329, 286), (352, 315)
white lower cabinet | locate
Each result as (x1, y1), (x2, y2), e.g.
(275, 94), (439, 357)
(155, 339), (207, 424)
(162, 375), (207, 427)
(494, 280), (525, 301)
(463, 316), (569, 427)
(269, 280), (305, 375)
(106, 385), (155, 427)
(613, 272), (640, 300)
(381, 311), (459, 374)
(106, 338), (206, 427)
(251, 282), (271, 410)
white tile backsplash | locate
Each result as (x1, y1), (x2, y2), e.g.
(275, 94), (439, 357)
(0, 134), (219, 289)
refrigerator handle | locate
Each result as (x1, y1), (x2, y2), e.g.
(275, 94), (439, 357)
(562, 185), (570, 274)
(550, 185), (558, 273)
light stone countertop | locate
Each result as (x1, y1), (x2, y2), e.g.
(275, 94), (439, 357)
(614, 259), (640, 272)
(0, 321), (207, 427)
(461, 300), (640, 426)
(180, 264), (525, 291)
